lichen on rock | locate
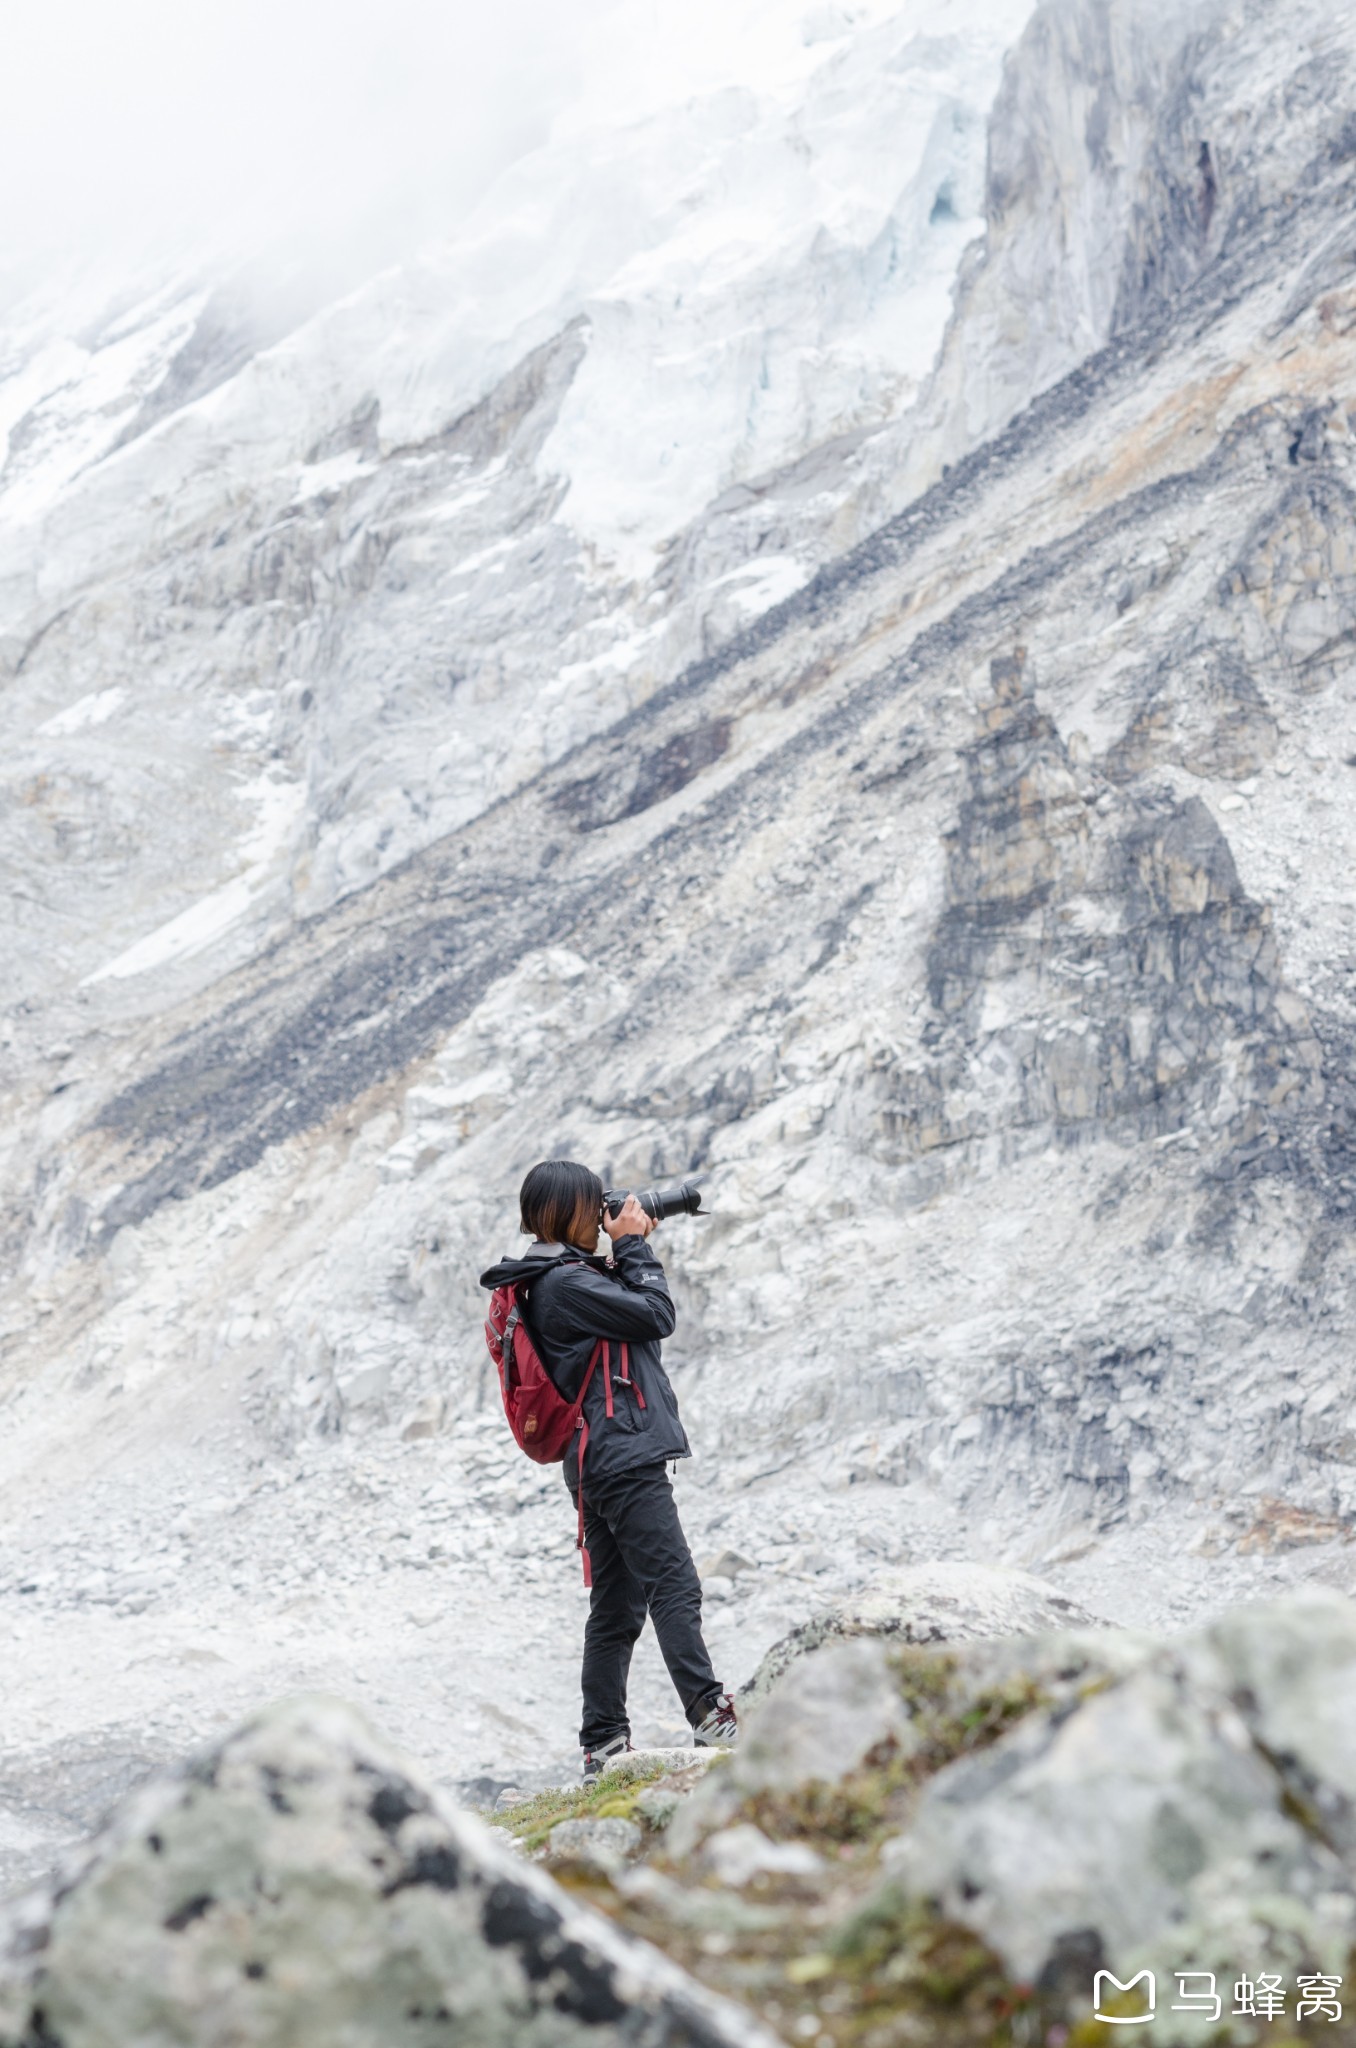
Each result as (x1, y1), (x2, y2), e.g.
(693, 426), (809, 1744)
(739, 1561), (1103, 1705)
(0, 1696), (781, 2048)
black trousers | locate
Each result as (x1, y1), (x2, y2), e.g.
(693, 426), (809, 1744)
(566, 1459), (720, 1751)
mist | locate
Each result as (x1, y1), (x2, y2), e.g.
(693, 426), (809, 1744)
(1, 0), (623, 286)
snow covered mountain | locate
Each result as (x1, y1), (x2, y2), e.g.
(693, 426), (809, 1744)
(0, 0), (1025, 997)
(3, 0), (1356, 1891)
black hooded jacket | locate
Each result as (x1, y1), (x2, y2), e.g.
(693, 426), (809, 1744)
(478, 1234), (691, 1483)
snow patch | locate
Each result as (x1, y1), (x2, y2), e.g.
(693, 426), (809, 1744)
(708, 553), (807, 617)
(291, 449), (370, 501)
(38, 686), (126, 737)
(83, 768), (303, 985)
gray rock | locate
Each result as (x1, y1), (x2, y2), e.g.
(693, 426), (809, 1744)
(698, 1548), (759, 1581)
(0, 1695), (783, 2048)
(733, 1638), (916, 1793)
(741, 1563), (1102, 1704)
(865, 1591), (1356, 1993)
(701, 1824), (825, 1888)
(632, 1784), (683, 1831)
(545, 1816), (641, 1870)
(595, 1747), (725, 1785)
(669, 1638), (915, 1858)
(1205, 1588), (1356, 1863)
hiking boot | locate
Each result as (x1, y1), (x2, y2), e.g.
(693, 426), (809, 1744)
(581, 1733), (631, 1783)
(692, 1690), (738, 1748)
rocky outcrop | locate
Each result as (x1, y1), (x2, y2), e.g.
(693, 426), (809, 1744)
(670, 1638), (917, 1857)
(557, 1590), (1356, 2044)
(873, 1589), (1356, 2003)
(12, 1593), (1356, 2045)
(0, 1696), (780, 2048)
(740, 1562), (1101, 1704)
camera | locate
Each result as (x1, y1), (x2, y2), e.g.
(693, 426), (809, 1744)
(603, 1177), (706, 1222)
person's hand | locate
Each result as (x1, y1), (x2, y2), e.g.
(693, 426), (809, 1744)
(602, 1192), (656, 1240)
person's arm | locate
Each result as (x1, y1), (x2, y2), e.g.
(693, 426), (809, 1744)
(556, 1241), (677, 1342)
(555, 1202), (677, 1343)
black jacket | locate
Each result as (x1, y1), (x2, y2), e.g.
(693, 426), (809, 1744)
(478, 1235), (690, 1482)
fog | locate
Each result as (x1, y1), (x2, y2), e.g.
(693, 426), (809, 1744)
(1, 0), (622, 282)
(3, 0), (888, 292)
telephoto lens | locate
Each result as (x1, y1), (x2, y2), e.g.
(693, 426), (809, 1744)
(603, 1177), (706, 1221)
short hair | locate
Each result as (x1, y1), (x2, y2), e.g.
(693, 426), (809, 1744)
(519, 1158), (602, 1244)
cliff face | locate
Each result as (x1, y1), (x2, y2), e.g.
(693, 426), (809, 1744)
(2, 0), (1356, 1863)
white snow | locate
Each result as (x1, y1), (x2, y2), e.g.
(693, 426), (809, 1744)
(37, 685), (126, 736)
(0, 281), (207, 528)
(83, 768), (304, 984)
(84, 874), (260, 983)
(707, 553), (807, 616)
(0, 0), (1035, 624)
(524, 0), (1035, 572)
(291, 449), (370, 500)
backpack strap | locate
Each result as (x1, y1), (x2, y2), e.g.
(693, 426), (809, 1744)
(498, 1301), (521, 1394)
(619, 1341), (645, 1408)
(574, 1338), (605, 1588)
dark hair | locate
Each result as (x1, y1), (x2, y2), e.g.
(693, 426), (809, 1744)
(519, 1158), (602, 1246)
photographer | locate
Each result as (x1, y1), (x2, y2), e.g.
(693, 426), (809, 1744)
(480, 1158), (737, 1780)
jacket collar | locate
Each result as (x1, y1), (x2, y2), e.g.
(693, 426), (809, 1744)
(525, 1237), (610, 1269)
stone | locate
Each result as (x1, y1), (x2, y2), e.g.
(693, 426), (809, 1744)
(669, 1638), (916, 1858)
(860, 1592), (1356, 1993)
(545, 1817), (641, 1870)
(594, 1747), (723, 1786)
(399, 1394), (447, 1442)
(698, 1549), (759, 1581)
(1235, 1497), (1353, 1554)
(734, 1639), (915, 1792)
(0, 1695), (784, 2048)
(1205, 1588), (1356, 1863)
(740, 1563), (1102, 1704)
(632, 1784), (683, 1830)
(701, 1824), (825, 1888)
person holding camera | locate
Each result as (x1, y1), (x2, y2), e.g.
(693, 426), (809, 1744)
(480, 1157), (738, 1779)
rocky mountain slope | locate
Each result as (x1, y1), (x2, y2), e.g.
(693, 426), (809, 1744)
(3, 0), (1356, 1902)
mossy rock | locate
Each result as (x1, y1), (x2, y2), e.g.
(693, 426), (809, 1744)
(489, 1760), (671, 1850)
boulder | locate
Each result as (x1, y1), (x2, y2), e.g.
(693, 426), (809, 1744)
(669, 1637), (915, 1856)
(729, 1637), (916, 1790)
(544, 1817), (641, 1872)
(859, 1590), (1356, 1994)
(0, 1695), (783, 2048)
(701, 1825), (824, 1888)
(740, 1561), (1102, 1704)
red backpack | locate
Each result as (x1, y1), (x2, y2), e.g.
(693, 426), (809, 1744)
(483, 1272), (645, 1587)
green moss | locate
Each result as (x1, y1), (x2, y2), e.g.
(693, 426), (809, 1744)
(489, 1760), (668, 1851)
(827, 1891), (1039, 2046)
(727, 1656), (1048, 1856)
(737, 1752), (915, 1849)
(889, 1647), (1048, 1776)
